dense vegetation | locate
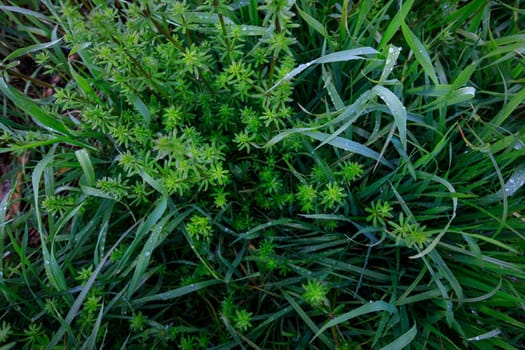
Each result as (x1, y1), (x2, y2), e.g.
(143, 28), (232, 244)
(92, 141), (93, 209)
(1, 0), (524, 348)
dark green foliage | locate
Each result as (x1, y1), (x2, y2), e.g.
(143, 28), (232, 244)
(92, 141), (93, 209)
(0, 0), (524, 348)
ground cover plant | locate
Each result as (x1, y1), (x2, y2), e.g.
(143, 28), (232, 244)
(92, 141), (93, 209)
(1, 0), (524, 348)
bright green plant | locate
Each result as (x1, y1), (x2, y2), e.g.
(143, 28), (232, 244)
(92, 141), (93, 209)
(1, 0), (524, 348)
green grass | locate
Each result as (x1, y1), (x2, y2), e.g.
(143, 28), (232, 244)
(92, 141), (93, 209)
(1, 0), (524, 349)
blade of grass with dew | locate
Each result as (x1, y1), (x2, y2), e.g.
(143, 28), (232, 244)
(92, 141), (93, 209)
(268, 47), (378, 91)
(372, 85), (407, 149)
(128, 215), (171, 292)
(378, 0), (415, 49)
(380, 45), (402, 83)
(304, 131), (394, 168)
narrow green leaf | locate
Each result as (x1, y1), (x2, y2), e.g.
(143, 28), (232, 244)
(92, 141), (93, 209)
(283, 292), (333, 347)
(401, 22), (438, 85)
(304, 131), (394, 168)
(379, 324), (417, 350)
(372, 86), (407, 148)
(69, 62), (101, 103)
(128, 215), (172, 297)
(296, 6), (329, 40)
(269, 47), (377, 91)
(467, 329), (502, 341)
(313, 301), (398, 340)
(132, 280), (223, 304)
(75, 149), (96, 187)
(380, 45), (402, 82)
(0, 5), (49, 20)
(46, 223), (138, 350)
(378, 0), (415, 48)
(0, 78), (71, 135)
(4, 38), (61, 62)
(132, 95), (151, 125)
(492, 86), (525, 127)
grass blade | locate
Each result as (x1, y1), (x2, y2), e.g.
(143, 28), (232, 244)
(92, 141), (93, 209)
(3, 38), (61, 61)
(132, 280), (224, 304)
(372, 86), (407, 148)
(379, 324), (417, 350)
(0, 78), (71, 135)
(305, 131), (394, 168)
(401, 22), (438, 85)
(313, 301), (398, 341)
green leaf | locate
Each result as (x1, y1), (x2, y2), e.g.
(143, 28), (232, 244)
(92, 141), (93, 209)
(132, 280), (224, 304)
(75, 149), (96, 187)
(269, 47), (378, 91)
(379, 324), (417, 350)
(0, 5), (49, 20)
(378, 0), (415, 49)
(283, 292), (333, 348)
(3, 38), (61, 62)
(296, 6), (330, 41)
(401, 22), (438, 85)
(380, 45), (402, 82)
(0, 78), (71, 135)
(132, 95), (151, 125)
(69, 62), (101, 103)
(372, 86), (407, 149)
(127, 214), (172, 297)
(313, 301), (398, 340)
(304, 131), (394, 168)
(46, 223), (138, 350)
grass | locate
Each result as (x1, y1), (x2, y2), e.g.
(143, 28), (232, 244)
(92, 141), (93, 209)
(0, 0), (524, 349)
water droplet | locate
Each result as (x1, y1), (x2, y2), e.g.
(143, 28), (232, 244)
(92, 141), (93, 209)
(45, 260), (50, 265)
(369, 300), (373, 303)
(474, 336), (480, 341)
(144, 251), (151, 257)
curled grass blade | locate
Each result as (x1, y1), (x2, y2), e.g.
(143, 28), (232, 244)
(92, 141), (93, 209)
(372, 86), (407, 149)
